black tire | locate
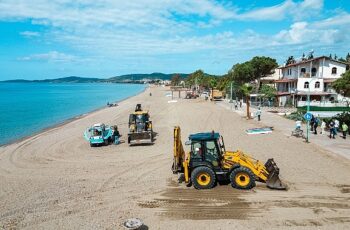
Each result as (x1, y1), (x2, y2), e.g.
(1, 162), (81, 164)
(90, 143), (94, 147)
(229, 167), (256, 190)
(104, 139), (109, 146)
(191, 166), (216, 189)
(128, 136), (131, 144)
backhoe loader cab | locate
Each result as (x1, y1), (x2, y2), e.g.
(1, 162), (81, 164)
(172, 126), (286, 190)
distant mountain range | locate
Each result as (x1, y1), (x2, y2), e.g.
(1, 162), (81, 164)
(2, 73), (189, 83)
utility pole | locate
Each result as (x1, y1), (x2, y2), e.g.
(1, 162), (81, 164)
(306, 91), (310, 143)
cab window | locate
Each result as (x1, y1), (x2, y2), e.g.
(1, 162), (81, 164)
(205, 140), (219, 160)
(191, 142), (202, 159)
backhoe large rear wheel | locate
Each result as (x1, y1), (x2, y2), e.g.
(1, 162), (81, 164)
(230, 167), (255, 190)
(191, 166), (216, 189)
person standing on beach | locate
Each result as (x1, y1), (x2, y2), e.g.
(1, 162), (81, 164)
(320, 119), (326, 134)
(329, 120), (336, 139)
(239, 100), (242, 108)
(313, 116), (319, 135)
(256, 107), (262, 121)
(342, 122), (348, 139)
(234, 101), (238, 110)
(334, 119), (340, 135)
(310, 115), (315, 132)
(113, 126), (121, 145)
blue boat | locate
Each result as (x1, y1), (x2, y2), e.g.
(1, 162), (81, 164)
(84, 123), (114, 147)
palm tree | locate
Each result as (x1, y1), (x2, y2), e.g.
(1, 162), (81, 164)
(240, 84), (253, 119)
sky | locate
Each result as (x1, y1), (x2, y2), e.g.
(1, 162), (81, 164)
(0, 0), (350, 80)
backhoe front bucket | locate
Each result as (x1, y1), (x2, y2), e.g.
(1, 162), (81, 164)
(265, 158), (287, 190)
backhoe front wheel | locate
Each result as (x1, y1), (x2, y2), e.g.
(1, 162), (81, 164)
(230, 167), (255, 190)
(191, 166), (216, 189)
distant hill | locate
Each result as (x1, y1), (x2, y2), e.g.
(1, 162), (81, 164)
(2, 73), (189, 83)
(106, 72), (188, 83)
(2, 76), (103, 83)
(36, 76), (103, 83)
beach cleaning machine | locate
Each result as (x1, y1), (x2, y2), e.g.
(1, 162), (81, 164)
(84, 123), (114, 147)
(172, 126), (286, 190)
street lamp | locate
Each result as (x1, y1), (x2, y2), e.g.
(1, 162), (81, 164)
(229, 82), (233, 103)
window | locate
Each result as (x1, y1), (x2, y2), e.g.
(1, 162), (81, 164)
(311, 67), (317, 77)
(287, 68), (292, 75)
(304, 82), (309, 89)
(332, 67), (337, 74)
(315, 81), (320, 88)
(300, 68), (306, 74)
(191, 142), (202, 159)
(205, 140), (219, 164)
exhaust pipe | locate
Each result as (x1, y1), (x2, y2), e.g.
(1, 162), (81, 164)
(265, 158), (287, 190)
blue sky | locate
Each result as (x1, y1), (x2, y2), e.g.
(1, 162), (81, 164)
(0, 0), (350, 80)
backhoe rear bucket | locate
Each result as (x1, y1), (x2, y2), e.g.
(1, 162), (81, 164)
(265, 158), (287, 190)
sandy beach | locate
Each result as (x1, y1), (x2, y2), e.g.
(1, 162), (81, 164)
(1, 85), (350, 230)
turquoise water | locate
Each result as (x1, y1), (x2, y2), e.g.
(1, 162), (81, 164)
(0, 83), (145, 145)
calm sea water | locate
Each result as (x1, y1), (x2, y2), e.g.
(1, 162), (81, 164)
(0, 83), (145, 145)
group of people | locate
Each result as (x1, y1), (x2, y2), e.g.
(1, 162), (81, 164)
(327, 119), (348, 139)
(233, 100), (243, 110)
(305, 115), (349, 139)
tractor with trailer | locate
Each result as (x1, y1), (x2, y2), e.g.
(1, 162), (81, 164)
(128, 104), (154, 145)
(172, 126), (286, 190)
(209, 89), (223, 101)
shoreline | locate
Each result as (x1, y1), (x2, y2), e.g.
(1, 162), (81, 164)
(0, 85), (148, 147)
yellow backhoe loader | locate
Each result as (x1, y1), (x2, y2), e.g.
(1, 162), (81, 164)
(172, 126), (286, 190)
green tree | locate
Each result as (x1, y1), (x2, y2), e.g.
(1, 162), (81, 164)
(339, 57), (347, 62)
(209, 78), (218, 88)
(259, 84), (277, 100)
(286, 56), (295, 65)
(171, 74), (181, 86)
(230, 61), (255, 84)
(332, 71), (350, 97)
(250, 56), (278, 91)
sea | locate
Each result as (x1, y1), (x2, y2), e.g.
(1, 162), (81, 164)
(0, 83), (146, 145)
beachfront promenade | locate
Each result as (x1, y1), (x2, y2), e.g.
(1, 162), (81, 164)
(218, 100), (350, 160)
(0, 86), (349, 229)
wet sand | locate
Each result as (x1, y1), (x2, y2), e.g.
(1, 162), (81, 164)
(1, 86), (350, 229)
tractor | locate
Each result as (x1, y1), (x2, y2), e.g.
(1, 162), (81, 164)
(128, 104), (154, 145)
(172, 126), (286, 190)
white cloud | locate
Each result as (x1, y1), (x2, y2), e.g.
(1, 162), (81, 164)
(237, 0), (294, 21)
(314, 13), (350, 28)
(20, 31), (40, 38)
(18, 51), (77, 62)
(236, 0), (324, 21)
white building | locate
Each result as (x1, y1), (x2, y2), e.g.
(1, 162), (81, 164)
(275, 56), (349, 107)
